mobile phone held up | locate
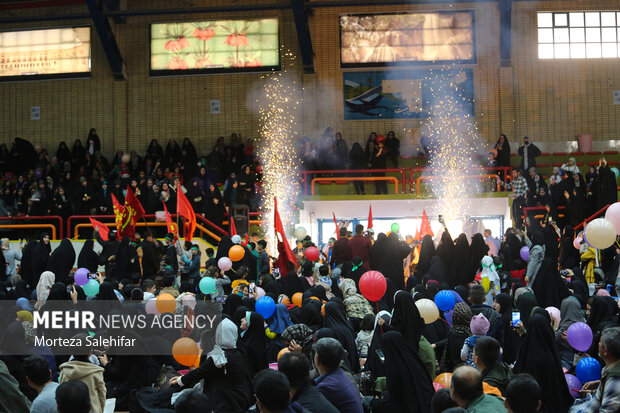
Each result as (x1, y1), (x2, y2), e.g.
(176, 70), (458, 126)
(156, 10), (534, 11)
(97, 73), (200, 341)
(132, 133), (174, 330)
(511, 311), (521, 327)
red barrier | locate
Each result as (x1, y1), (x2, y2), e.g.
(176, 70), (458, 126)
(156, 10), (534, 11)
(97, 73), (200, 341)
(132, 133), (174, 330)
(0, 215), (64, 239)
(574, 204), (612, 231)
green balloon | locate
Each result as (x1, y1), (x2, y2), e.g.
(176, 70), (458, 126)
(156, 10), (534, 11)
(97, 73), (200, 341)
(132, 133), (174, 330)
(83, 279), (100, 297)
(391, 222), (400, 233)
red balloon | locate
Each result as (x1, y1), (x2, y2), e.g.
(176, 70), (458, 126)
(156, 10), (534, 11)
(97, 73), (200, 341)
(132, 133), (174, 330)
(359, 271), (387, 302)
(305, 246), (320, 262)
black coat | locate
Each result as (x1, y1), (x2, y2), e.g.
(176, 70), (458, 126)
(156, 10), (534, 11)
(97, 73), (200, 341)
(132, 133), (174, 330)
(140, 240), (160, 279)
(518, 143), (541, 170)
(77, 239), (100, 273)
(374, 233), (410, 290)
(46, 239), (76, 284)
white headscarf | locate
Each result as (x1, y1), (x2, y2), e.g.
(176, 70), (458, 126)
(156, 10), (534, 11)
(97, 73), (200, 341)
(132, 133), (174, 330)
(480, 256), (500, 306)
(35, 271), (55, 309)
(207, 318), (238, 368)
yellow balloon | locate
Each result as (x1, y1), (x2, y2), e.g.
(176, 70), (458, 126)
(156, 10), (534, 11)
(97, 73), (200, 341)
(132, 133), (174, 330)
(415, 298), (439, 324)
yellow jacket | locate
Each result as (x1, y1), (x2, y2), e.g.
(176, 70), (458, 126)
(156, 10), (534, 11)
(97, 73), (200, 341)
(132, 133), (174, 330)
(580, 247), (600, 284)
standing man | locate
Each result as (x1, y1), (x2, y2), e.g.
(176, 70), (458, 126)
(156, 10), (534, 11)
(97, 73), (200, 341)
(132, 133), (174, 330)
(483, 229), (500, 257)
(502, 169), (528, 229)
(330, 228), (351, 268)
(517, 136), (541, 172)
(348, 224), (372, 270)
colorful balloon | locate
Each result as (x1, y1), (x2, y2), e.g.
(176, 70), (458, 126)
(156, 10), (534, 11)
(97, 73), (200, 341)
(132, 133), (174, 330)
(83, 279), (100, 297)
(292, 292), (303, 307)
(231, 235), (241, 244)
(305, 246), (320, 262)
(277, 347), (290, 360)
(433, 373), (452, 388)
(416, 298), (440, 324)
(199, 277), (216, 295)
(229, 245), (245, 261)
(294, 226), (307, 240)
(573, 236), (583, 250)
(604, 202), (620, 235)
(145, 297), (159, 315)
(74, 268), (90, 287)
(359, 271), (387, 302)
(172, 337), (200, 367)
(584, 218), (616, 249)
(391, 222), (400, 233)
(575, 357), (601, 383)
(434, 290), (456, 311)
(156, 293), (176, 314)
(256, 296), (276, 319)
(520, 246), (529, 261)
(566, 322), (593, 352)
(181, 294), (196, 310)
(545, 306), (561, 325)
(255, 286), (266, 298)
(565, 374), (582, 398)
(218, 257), (232, 271)
(611, 167), (619, 179)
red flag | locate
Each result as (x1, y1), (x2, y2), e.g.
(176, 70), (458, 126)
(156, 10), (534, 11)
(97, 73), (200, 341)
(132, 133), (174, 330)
(414, 225), (421, 242)
(368, 205), (373, 229)
(229, 215), (237, 237)
(162, 201), (178, 240)
(333, 212), (340, 240)
(89, 217), (109, 241)
(118, 186), (145, 241)
(177, 189), (196, 241)
(111, 193), (124, 230)
(274, 197), (296, 276)
(419, 210), (434, 238)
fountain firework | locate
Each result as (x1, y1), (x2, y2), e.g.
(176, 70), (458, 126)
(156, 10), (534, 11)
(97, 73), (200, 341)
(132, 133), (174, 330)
(256, 51), (301, 248)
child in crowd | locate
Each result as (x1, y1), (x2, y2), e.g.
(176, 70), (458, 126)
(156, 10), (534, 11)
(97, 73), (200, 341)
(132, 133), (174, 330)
(461, 314), (490, 367)
(356, 313), (375, 360)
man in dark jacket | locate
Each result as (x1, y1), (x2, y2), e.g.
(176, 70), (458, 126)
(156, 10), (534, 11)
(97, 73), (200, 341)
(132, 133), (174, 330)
(376, 232), (410, 290)
(140, 234), (160, 280)
(469, 285), (502, 342)
(517, 136), (541, 171)
(348, 224), (372, 270)
(474, 337), (514, 395)
(278, 351), (339, 413)
(330, 228), (351, 268)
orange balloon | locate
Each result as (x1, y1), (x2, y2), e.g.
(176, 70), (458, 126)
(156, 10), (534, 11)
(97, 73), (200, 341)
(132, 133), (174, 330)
(309, 296), (320, 302)
(156, 293), (176, 314)
(277, 347), (290, 360)
(172, 337), (200, 367)
(433, 373), (452, 388)
(321, 304), (325, 316)
(229, 245), (245, 262)
(292, 292), (303, 308)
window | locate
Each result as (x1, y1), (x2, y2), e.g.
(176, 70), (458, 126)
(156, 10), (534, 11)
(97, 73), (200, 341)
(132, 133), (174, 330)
(340, 11), (475, 67)
(538, 11), (620, 59)
(0, 26), (91, 81)
(150, 19), (280, 76)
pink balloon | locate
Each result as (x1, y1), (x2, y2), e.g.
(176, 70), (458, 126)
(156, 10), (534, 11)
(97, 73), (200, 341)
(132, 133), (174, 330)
(433, 382), (444, 391)
(604, 202), (620, 235)
(218, 257), (232, 271)
(256, 286), (266, 298)
(145, 297), (159, 315)
(545, 306), (561, 324)
(573, 236), (583, 250)
(181, 294), (197, 309)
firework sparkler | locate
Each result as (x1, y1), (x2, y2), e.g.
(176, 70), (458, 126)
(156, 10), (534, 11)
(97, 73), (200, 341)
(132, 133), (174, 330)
(256, 51), (301, 249)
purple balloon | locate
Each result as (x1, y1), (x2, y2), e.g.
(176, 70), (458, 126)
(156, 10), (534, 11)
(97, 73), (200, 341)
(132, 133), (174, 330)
(520, 246), (529, 261)
(74, 268), (90, 287)
(583, 223), (591, 247)
(565, 374), (582, 398)
(567, 322), (593, 352)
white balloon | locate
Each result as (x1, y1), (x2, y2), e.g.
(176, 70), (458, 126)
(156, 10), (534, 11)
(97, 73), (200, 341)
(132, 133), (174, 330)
(584, 218), (617, 249)
(415, 298), (440, 324)
(604, 202), (620, 235)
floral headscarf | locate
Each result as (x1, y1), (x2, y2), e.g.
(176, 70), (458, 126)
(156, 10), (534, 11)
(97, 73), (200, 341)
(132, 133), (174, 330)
(35, 271), (55, 309)
(451, 302), (473, 336)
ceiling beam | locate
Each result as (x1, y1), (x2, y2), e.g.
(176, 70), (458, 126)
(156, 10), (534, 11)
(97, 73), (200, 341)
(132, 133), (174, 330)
(291, 0), (314, 73)
(85, 0), (125, 80)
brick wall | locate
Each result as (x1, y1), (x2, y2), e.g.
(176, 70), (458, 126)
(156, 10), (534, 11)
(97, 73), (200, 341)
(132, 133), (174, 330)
(0, 0), (618, 157)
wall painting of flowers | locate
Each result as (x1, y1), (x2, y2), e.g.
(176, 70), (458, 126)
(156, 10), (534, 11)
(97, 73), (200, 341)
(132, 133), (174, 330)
(150, 18), (280, 75)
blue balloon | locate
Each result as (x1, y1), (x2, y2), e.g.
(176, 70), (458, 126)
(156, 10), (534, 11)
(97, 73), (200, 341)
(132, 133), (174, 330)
(83, 279), (100, 297)
(199, 277), (216, 295)
(434, 290), (456, 311)
(576, 357), (601, 384)
(255, 296), (276, 319)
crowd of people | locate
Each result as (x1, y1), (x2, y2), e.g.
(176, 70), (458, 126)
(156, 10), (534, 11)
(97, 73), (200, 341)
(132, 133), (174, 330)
(0, 132), (263, 227)
(0, 208), (619, 412)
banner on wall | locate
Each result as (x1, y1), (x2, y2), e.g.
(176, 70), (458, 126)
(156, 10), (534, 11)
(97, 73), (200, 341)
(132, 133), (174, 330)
(343, 68), (474, 120)
(150, 19), (280, 76)
(0, 27), (91, 80)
